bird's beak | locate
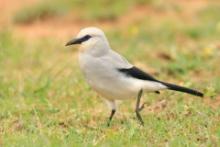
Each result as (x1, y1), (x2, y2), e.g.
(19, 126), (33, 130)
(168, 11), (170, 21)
(65, 38), (82, 46)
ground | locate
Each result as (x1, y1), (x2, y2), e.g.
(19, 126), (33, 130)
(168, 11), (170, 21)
(0, 0), (220, 146)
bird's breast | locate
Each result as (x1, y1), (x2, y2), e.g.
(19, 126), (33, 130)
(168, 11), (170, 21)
(78, 53), (138, 100)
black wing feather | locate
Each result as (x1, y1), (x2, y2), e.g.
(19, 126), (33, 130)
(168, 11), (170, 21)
(117, 66), (203, 97)
(118, 66), (158, 82)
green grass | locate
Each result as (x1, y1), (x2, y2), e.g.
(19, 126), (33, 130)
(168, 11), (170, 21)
(1, 1), (220, 146)
(13, 1), (67, 24)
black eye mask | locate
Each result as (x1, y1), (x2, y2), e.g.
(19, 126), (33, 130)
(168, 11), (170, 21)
(79, 35), (92, 43)
(65, 35), (92, 46)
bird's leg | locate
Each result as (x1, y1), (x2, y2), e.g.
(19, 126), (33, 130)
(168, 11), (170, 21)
(105, 100), (116, 126)
(135, 89), (144, 126)
(107, 109), (116, 126)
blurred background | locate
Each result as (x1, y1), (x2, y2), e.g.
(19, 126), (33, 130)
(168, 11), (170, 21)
(0, 0), (220, 146)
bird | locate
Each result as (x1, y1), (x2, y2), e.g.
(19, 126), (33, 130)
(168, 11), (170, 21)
(65, 27), (203, 126)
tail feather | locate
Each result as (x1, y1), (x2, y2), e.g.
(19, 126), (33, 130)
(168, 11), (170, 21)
(161, 82), (204, 97)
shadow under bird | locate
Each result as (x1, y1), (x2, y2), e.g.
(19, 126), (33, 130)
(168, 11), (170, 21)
(66, 27), (203, 126)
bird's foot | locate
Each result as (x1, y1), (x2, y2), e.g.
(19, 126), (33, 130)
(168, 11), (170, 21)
(135, 110), (144, 126)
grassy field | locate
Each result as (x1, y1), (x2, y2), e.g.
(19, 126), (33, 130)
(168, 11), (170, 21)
(1, 0), (220, 146)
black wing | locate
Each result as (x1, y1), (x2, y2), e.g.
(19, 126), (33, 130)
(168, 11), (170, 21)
(117, 66), (159, 82)
(118, 66), (203, 97)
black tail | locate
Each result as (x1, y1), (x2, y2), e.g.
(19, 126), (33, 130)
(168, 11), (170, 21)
(161, 82), (204, 97)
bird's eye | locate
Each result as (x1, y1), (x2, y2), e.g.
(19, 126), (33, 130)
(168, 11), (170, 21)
(78, 35), (92, 43)
(84, 35), (92, 40)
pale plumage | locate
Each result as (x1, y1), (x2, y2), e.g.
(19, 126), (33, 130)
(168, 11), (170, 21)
(66, 27), (203, 125)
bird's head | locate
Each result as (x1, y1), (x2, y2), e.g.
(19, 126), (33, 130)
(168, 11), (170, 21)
(66, 27), (110, 55)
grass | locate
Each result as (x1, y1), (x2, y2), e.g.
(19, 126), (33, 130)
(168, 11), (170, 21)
(1, 1), (220, 146)
(13, 0), (154, 24)
(13, 1), (67, 24)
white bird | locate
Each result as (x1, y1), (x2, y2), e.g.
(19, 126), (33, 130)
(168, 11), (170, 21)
(66, 27), (203, 125)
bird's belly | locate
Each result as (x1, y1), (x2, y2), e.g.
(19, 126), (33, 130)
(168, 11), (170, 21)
(81, 64), (139, 100)
(86, 75), (138, 100)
